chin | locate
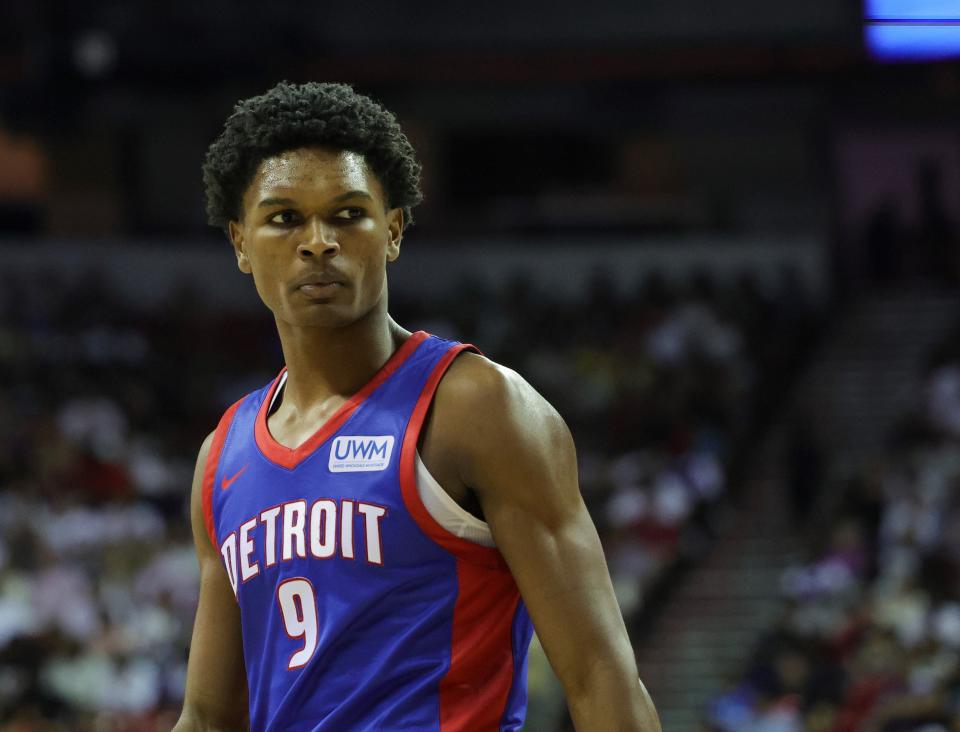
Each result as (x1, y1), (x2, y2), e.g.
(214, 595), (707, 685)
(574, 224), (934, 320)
(287, 303), (364, 329)
(291, 310), (354, 328)
(273, 292), (384, 330)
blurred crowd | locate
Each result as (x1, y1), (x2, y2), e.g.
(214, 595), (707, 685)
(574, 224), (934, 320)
(706, 324), (960, 732)
(0, 263), (818, 730)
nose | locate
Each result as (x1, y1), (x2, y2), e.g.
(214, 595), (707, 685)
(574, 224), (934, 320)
(297, 217), (339, 258)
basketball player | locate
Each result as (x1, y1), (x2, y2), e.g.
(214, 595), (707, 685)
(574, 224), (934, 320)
(173, 82), (661, 732)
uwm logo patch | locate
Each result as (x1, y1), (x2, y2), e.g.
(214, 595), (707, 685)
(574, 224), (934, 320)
(329, 435), (395, 472)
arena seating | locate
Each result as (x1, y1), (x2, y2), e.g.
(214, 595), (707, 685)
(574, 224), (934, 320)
(0, 266), (818, 729)
(705, 324), (960, 732)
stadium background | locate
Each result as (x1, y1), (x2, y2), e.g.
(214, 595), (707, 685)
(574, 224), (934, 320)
(4, 1), (960, 730)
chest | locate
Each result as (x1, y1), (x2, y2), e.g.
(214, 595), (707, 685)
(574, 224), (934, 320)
(267, 395), (348, 452)
(214, 424), (446, 601)
(266, 389), (481, 517)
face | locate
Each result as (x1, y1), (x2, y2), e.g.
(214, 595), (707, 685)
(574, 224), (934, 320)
(228, 147), (403, 329)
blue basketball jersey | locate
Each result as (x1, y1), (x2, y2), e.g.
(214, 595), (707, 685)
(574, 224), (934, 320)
(201, 332), (534, 731)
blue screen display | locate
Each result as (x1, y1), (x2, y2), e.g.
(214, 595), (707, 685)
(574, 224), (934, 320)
(866, 0), (960, 21)
(865, 0), (960, 62)
(866, 24), (960, 61)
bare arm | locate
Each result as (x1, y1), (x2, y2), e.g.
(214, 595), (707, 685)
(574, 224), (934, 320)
(172, 432), (249, 732)
(431, 355), (661, 732)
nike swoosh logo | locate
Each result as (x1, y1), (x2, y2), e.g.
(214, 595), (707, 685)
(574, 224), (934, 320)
(221, 464), (248, 490)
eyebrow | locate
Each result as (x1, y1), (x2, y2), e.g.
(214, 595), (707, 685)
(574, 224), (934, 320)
(256, 190), (374, 208)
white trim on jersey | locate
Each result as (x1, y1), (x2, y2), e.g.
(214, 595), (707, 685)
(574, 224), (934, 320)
(415, 451), (496, 548)
(268, 371), (289, 413)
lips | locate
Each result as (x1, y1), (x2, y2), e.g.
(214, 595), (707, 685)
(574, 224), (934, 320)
(293, 271), (345, 289)
(293, 270), (346, 300)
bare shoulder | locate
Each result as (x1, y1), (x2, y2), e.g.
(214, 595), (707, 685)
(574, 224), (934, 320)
(189, 430), (217, 559)
(197, 430), (215, 470)
(431, 351), (574, 492)
(191, 431), (216, 504)
(434, 350), (514, 404)
(436, 351), (565, 432)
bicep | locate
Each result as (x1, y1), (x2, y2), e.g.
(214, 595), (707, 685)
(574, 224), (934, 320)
(179, 432), (249, 729)
(462, 373), (639, 695)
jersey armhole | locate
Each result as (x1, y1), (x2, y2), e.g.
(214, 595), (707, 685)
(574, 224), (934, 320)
(415, 450), (496, 547)
(399, 344), (511, 571)
(201, 398), (245, 551)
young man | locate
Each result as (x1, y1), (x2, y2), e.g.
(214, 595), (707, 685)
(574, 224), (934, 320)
(174, 81), (661, 732)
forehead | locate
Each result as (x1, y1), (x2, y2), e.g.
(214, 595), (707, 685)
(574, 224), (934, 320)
(242, 147), (383, 208)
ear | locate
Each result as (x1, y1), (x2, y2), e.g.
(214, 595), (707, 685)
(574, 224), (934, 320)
(227, 219), (252, 274)
(386, 208), (404, 263)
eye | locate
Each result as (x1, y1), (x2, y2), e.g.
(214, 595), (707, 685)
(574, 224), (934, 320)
(334, 207), (365, 221)
(267, 210), (300, 226)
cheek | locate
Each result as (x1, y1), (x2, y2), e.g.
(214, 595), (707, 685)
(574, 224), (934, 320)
(249, 231), (291, 269)
(356, 249), (389, 297)
(246, 237), (293, 302)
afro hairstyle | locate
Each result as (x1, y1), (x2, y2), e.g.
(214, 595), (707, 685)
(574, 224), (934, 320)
(202, 81), (423, 233)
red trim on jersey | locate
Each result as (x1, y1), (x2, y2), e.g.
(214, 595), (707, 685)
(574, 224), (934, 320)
(255, 330), (429, 470)
(398, 341), (524, 726)
(202, 399), (244, 550)
(399, 344), (509, 571)
(440, 559), (522, 732)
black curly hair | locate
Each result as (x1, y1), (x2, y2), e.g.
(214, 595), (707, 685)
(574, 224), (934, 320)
(202, 81), (423, 233)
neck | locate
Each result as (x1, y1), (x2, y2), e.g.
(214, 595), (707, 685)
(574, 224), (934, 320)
(275, 308), (410, 411)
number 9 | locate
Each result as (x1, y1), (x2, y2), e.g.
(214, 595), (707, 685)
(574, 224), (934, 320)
(277, 578), (318, 670)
